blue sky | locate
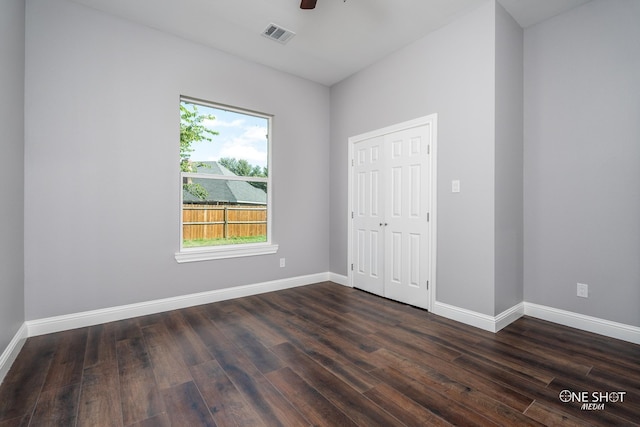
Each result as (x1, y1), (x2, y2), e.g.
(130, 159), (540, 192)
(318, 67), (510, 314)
(186, 102), (269, 168)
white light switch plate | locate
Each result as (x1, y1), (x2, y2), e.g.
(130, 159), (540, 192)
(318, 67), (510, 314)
(452, 180), (460, 193)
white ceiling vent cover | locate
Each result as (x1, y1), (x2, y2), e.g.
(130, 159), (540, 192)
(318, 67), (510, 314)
(262, 23), (295, 44)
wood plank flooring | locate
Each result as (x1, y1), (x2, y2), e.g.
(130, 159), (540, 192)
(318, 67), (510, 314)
(1, 282), (639, 426)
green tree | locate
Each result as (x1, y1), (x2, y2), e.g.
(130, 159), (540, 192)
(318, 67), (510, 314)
(218, 157), (268, 191)
(180, 103), (219, 199)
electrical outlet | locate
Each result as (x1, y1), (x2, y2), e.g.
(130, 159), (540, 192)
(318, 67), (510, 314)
(279, 258), (286, 268)
(577, 283), (588, 298)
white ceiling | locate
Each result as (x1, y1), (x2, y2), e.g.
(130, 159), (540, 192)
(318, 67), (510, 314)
(70, 0), (591, 86)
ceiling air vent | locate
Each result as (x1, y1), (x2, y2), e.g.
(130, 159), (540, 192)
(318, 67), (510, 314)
(262, 23), (295, 44)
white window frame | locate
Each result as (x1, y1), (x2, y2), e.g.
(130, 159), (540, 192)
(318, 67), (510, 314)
(175, 97), (277, 263)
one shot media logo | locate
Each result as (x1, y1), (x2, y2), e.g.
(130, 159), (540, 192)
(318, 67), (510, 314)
(559, 389), (627, 411)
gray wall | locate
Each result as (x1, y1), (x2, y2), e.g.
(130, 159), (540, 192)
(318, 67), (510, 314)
(494, 2), (523, 314)
(524, 0), (640, 326)
(24, 0), (330, 320)
(0, 0), (26, 352)
(330, 2), (498, 316)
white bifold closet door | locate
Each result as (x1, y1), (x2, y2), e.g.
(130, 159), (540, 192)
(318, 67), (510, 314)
(352, 124), (432, 310)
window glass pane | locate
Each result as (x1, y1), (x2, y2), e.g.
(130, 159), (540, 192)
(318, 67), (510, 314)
(180, 99), (270, 250)
(180, 101), (268, 176)
(182, 181), (267, 248)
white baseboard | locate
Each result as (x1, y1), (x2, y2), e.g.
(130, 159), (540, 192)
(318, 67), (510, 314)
(432, 301), (524, 333)
(0, 323), (28, 386)
(495, 302), (526, 332)
(26, 272), (330, 337)
(524, 302), (640, 345)
(432, 299), (640, 344)
(329, 273), (349, 287)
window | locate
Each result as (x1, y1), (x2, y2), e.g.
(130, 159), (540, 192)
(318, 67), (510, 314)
(175, 97), (277, 263)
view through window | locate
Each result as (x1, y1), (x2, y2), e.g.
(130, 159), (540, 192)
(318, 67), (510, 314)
(179, 97), (271, 251)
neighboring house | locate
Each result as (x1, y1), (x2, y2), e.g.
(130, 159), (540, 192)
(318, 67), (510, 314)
(183, 161), (267, 206)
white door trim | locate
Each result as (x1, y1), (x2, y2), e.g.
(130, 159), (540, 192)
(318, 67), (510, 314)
(347, 114), (438, 311)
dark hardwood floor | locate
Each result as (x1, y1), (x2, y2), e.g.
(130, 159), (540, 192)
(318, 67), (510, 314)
(1, 282), (639, 426)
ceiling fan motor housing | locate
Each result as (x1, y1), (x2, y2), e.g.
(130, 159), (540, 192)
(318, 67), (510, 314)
(300, 0), (318, 10)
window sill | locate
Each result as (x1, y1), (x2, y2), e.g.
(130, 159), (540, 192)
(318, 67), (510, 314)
(175, 243), (279, 263)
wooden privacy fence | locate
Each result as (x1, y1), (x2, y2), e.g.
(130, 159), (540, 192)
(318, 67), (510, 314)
(182, 205), (267, 240)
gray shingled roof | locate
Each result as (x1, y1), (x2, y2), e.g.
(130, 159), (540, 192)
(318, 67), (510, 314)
(183, 161), (267, 205)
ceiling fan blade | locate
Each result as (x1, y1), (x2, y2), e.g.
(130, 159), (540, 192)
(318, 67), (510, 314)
(300, 0), (317, 9)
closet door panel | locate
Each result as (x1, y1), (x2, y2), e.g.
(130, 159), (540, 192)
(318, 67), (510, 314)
(352, 136), (385, 296)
